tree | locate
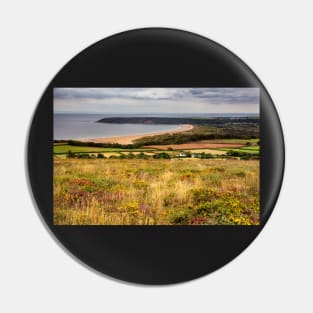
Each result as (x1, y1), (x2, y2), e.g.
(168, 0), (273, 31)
(153, 152), (171, 159)
(67, 150), (76, 158)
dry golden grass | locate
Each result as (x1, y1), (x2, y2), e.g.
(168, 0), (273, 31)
(54, 158), (259, 225)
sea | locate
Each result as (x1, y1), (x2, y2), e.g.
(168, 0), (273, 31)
(53, 113), (257, 140)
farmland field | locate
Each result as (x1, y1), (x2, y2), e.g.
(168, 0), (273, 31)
(198, 139), (259, 144)
(145, 142), (244, 150)
(54, 158), (259, 225)
(185, 149), (227, 155)
(53, 143), (154, 154)
(220, 147), (260, 155)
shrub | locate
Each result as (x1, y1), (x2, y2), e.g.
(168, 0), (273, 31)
(201, 153), (213, 159)
(153, 152), (171, 159)
(126, 153), (136, 159)
(137, 152), (148, 159)
(67, 150), (76, 158)
(78, 153), (90, 159)
(190, 188), (218, 204)
(170, 209), (193, 224)
(227, 150), (241, 157)
(196, 201), (220, 215)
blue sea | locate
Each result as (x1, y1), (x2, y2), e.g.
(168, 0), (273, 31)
(54, 114), (181, 140)
(53, 113), (257, 140)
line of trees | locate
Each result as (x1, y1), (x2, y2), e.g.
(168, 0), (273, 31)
(54, 140), (141, 149)
(66, 150), (259, 160)
(67, 151), (172, 160)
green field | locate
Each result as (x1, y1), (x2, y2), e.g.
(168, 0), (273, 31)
(240, 146), (260, 151)
(199, 138), (259, 144)
(53, 141), (260, 158)
(220, 146), (260, 155)
(53, 143), (154, 154)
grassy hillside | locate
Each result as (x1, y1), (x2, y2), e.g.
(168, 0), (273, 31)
(54, 158), (259, 225)
(134, 124), (259, 146)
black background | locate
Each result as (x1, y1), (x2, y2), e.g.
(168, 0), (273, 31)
(27, 28), (284, 284)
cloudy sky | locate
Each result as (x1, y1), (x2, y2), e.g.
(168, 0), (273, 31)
(54, 88), (259, 114)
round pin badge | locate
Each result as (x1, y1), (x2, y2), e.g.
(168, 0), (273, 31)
(27, 28), (284, 284)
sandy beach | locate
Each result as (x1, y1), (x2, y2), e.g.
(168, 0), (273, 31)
(82, 124), (194, 144)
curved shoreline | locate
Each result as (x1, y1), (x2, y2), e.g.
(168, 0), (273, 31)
(81, 124), (194, 145)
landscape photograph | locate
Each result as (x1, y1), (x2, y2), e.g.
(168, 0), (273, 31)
(53, 88), (260, 225)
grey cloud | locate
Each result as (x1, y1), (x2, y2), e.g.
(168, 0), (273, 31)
(54, 88), (177, 101)
(189, 88), (259, 104)
(54, 88), (259, 113)
(54, 87), (259, 105)
(54, 88), (130, 100)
